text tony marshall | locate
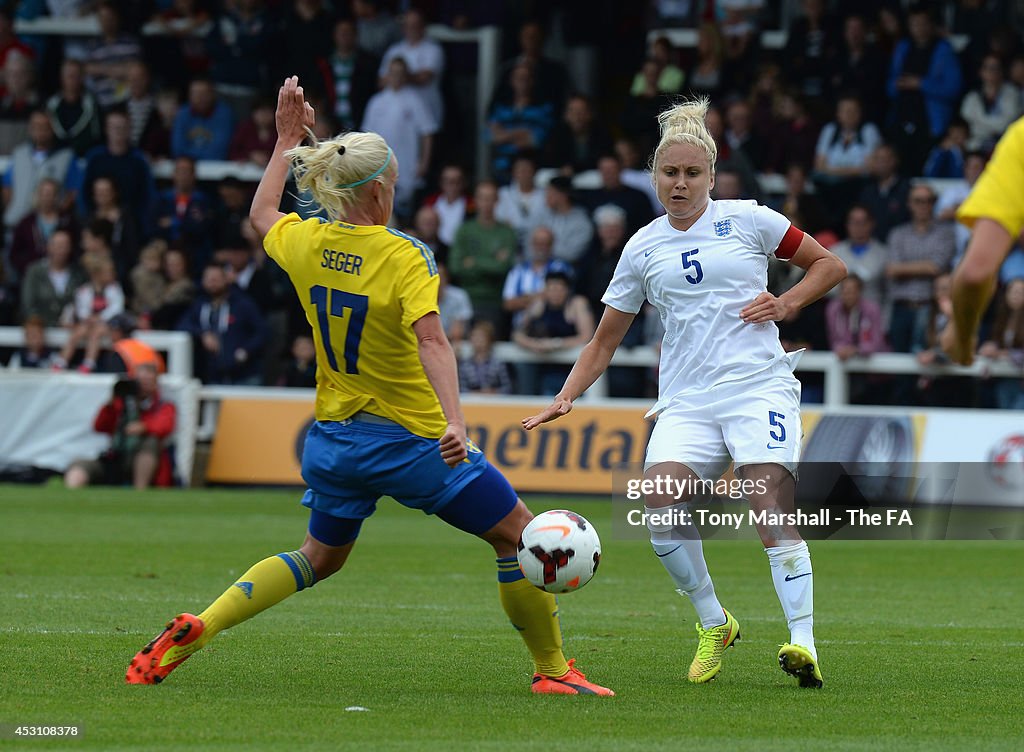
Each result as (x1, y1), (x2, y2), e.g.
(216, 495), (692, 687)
(629, 508), (915, 529)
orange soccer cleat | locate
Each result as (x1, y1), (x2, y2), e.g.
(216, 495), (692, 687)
(531, 659), (615, 696)
(125, 613), (205, 685)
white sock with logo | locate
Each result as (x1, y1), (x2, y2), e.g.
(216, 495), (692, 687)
(766, 541), (815, 659)
(647, 504), (726, 629)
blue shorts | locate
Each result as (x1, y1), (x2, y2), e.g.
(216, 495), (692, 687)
(300, 417), (497, 523)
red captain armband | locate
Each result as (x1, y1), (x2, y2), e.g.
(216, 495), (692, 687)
(775, 225), (805, 261)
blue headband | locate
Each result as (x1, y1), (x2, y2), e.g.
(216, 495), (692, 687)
(336, 147), (393, 189)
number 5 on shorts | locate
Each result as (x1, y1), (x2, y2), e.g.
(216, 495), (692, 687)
(768, 410), (786, 443)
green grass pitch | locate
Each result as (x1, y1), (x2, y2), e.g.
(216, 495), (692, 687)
(2, 485), (1023, 751)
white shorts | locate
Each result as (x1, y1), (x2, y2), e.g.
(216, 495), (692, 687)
(645, 359), (802, 480)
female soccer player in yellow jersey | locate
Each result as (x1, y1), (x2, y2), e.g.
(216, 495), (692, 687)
(125, 77), (613, 696)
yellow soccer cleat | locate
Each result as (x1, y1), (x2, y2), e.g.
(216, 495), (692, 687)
(687, 608), (740, 683)
(778, 644), (823, 688)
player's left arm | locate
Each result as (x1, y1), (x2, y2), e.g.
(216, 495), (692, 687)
(413, 312), (467, 468)
(741, 232), (848, 324)
(250, 76), (315, 239)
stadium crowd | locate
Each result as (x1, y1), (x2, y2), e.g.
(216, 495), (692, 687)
(0, 0), (1022, 409)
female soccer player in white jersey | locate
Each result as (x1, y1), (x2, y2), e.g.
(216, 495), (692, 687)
(125, 77), (612, 696)
(525, 98), (847, 688)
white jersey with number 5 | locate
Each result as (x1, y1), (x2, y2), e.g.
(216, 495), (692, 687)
(602, 198), (801, 416)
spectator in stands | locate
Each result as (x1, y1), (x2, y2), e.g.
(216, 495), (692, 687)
(544, 94), (613, 176)
(960, 54), (1022, 153)
(686, 22), (728, 102)
(409, 204), (447, 265)
(56, 255), (125, 372)
(577, 204), (628, 319)
(212, 176), (251, 249)
(6, 315), (53, 369)
(19, 229), (84, 327)
(448, 180), (519, 327)
(80, 218), (114, 269)
(711, 168), (744, 200)
(89, 176), (141, 275)
(612, 139), (657, 211)
(495, 151), (546, 245)
(437, 261), (472, 345)
(886, 3), (963, 175)
(826, 274), (888, 361)
(9, 177), (78, 281)
(352, 0), (400, 59)
(828, 13), (888, 125)
(513, 269), (595, 395)
(828, 205), (888, 305)
(922, 117), (969, 179)
(631, 36), (685, 96)
(217, 242), (276, 313)
(45, 59), (102, 157)
(718, 0), (761, 83)
(379, 8), (445, 126)
(502, 225), (574, 330)
(423, 164), (471, 247)
(487, 62), (555, 183)
(150, 246), (196, 331)
(761, 90), (818, 176)
(277, 0), (333, 100)
(0, 51), (38, 152)
(979, 279), (1024, 409)
(621, 58), (672, 158)
(459, 320), (512, 395)
(935, 149), (987, 260)
(724, 99), (765, 171)
(532, 176), (593, 264)
(80, 1), (141, 109)
(154, 156), (213, 268)
(782, 0), (839, 105)
(319, 17), (378, 133)
(124, 62), (170, 159)
(774, 163), (829, 238)
(858, 143), (911, 241)
(3, 111), (74, 238)
(149, 0), (213, 85)
(886, 184), (957, 353)
(206, 0), (274, 118)
(362, 56), (437, 220)
(81, 109), (156, 233)
(177, 262), (267, 385)
(129, 240), (167, 320)
(1009, 55), (1024, 103)
(228, 97), (275, 166)
(0, 8), (33, 68)
(64, 362), (177, 489)
(813, 95), (881, 210)
(493, 20), (568, 113)
(278, 333), (317, 388)
(172, 77), (234, 161)
(579, 154), (654, 236)
(706, 103), (759, 197)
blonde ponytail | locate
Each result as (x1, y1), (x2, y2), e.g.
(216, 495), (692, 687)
(651, 96), (717, 173)
(284, 130), (394, 220)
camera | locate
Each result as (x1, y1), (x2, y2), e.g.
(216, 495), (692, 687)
(113, 378), (140, 399)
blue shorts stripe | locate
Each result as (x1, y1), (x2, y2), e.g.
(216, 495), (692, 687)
(277, 553), (306, 591)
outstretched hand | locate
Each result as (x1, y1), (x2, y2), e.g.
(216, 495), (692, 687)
(521, 397), (573, 431)
(276, 75), (315, 145)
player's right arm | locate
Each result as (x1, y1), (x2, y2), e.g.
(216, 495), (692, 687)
(250, 76), (315, 239)
(413, 312), (467, 467)
(521, 305), (635, 430)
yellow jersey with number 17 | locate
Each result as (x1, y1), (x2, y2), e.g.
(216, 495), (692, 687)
(263, 213), (446, 438)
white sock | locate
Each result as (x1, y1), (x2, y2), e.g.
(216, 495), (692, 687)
(766, 541), (815, 659)
(647, 504), (725, 629)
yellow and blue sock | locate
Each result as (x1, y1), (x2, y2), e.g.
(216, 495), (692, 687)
(195, 551), (316, 647)
(496, 556), (569, 678)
